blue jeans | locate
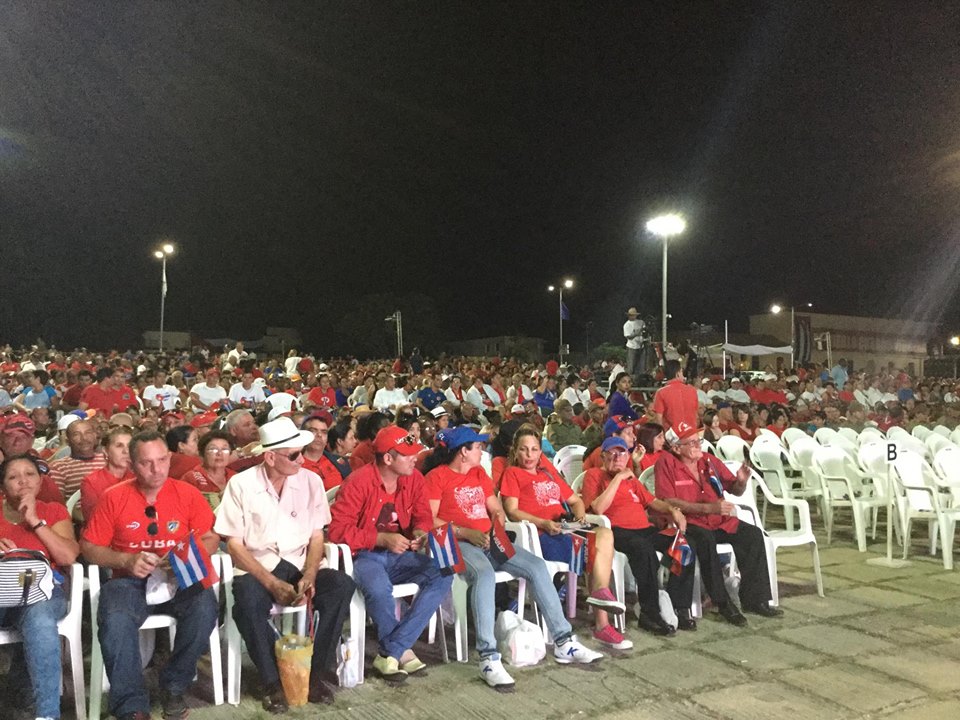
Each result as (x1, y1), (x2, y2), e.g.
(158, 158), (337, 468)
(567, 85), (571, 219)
(459, 543), (571, 659)
(98, 578), (218, 717)
(352, 550), (453, 660)
(0, 586), (67, 718)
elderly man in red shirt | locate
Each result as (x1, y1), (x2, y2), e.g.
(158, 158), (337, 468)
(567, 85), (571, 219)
(654, 422), (782, 625)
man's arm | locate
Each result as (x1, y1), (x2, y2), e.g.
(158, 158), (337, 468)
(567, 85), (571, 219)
(80, 539), (159, 577)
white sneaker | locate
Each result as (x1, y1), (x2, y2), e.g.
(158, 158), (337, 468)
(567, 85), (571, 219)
(553, 635), (604, 664)
(479, 656), (516, 692)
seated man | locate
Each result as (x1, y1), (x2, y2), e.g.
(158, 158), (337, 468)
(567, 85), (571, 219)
(81, 430), (219, 720)
(215, 417), (355, 711)
(327, 425), (453, 684)
(654, 423), (783, 624)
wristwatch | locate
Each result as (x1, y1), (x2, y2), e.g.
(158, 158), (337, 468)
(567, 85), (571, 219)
(30, 519), (48, 532)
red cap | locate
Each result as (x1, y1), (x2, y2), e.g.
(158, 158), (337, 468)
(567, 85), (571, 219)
(1, 414), (35, 435)
(190, 411), (218, 428)
(673, 421), (700, 441)
(373, 426), (422, 456)
(305, 410), (334, 427)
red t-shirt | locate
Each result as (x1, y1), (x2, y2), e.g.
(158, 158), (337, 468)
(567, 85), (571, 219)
(306, 387), (337, 410)
(652, 379), (699, 434)
(179, 466), (235, 496)
(302, 454), (343, 491)
(499, 464), (574, 521)
(0, 501), (70, 569)
(490, 456), (508, 488)
(80, 384), (139, 418)
(349, 440), (376, 471)
(62, 383), (84, 407)
(425, 465), (494, 532)
(82, 478), (215, 573)
(81, 467), (135, 522)
(168, 453), (202, 480)
(639, 449), (663, 471)
(580, 467), (654, 530)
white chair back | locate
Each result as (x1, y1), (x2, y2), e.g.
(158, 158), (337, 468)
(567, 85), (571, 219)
(814, 427), (838, 445)
(716, 435), (749, 463)
(553, 444), (586, 468)
(781, 427), (808, 449)
(837, 427), (859, 443)
(858, 427), (885, 444)
(932, 424), (951, 438)
(912, 425), (931, 440)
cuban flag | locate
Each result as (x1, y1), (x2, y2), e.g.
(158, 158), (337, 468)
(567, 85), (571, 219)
(168, 532), (218, 590)
(659, 527), (694, 576)
(428, 523), (465, 575)
(489, 518), (516, 564)
(560, 301), (570, 321)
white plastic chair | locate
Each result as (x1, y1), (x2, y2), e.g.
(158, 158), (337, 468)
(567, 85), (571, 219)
(722, 462), (823, 605)
(716, 435), (750, 463)
(837, 427), (859, 444)
(569, 471), (586, 494)
(336, 543), (447, 680)
(555, 453), (584, 484)
(814, 427), (838, 446)
(812, 445), (887, 551)
(553, 444), (586, 468)
(858, 427), (885, 444)
(912, 425), (931, 440)
(892, 449), (960, 569)
(781, 427), (809, 449)
(221, 553), (313, 705)
(951, 426), (960, 447)
(637, 465), (656, 494)
(701, 437), (717, 456)
(755, 428), (781, 443)
(0, 563), (85, 720)
(88, 559), (224, 720)
(751, 442), (825, 531)
(932, 424), (951, 438)
(325, 485), (340, 506)
(479, 450), (493, 477)
(65, 490), (81, 517)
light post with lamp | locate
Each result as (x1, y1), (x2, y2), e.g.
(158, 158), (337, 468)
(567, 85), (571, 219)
(153, 243), (175, 352)
(548, 278), (573, 358)
(645, 214), (686, 349)
(770, 302), (813, 371)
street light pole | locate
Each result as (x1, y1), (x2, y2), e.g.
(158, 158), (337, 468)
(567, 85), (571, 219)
(153, 243), (175, 352)
(646, 214), (686, 350)
(548, 279), (574, 358)
(771, 302), (812, 371)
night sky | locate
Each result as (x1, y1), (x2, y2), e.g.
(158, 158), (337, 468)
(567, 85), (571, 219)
(3, 3), (960, 355)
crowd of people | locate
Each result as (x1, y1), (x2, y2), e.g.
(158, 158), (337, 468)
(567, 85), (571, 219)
(0, 340), (954, 719)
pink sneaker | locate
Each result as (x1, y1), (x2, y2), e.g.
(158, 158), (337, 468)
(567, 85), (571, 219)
(593, 624), (633, 650)
(586, 587), (625, 614)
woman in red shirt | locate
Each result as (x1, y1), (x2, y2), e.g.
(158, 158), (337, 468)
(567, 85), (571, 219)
(636, 423), (666, 471)
(80, 426), (135, 522)
(180, 430), (236, 509)
(0, 454), (80, 719)
(580, 437), (696, 635)
(424, 426), (602, 693)
(500, 424), (631, 650)
(728, 405), (757, 443)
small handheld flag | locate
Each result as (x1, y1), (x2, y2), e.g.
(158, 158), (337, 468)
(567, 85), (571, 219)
(427, 523), (465, 575)
(168, 531), (218, 590)
(489, 518), (516, 564)
(659, 527), (694, 576)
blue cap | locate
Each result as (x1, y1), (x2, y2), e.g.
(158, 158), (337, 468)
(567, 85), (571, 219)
(436, 426), (490, 451)
(603, 415), (634, 438)
(601, 437), (630, 453)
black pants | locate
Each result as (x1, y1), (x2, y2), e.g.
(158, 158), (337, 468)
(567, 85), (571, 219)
(683, 522), (772, 609)
(233, 559), (356, 687)
(612, 527), (694, 614)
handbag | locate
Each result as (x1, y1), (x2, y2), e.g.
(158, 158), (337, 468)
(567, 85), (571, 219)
(0, 548), (55, 607)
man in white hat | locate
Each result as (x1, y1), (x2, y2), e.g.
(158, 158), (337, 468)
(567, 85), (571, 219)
(215, 417), (356, 711)
(623, 307), (646, 377)
(725, 377), (751, 404)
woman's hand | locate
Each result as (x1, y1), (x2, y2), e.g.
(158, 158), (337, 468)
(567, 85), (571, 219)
(0, 538), (17, 552)
(540, 519), (562, 535)
(461, 529), (490, 549)
(17, 493), (39, 527)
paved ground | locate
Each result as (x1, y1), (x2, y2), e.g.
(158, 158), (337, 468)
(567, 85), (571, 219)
(8, 518), (960, 720)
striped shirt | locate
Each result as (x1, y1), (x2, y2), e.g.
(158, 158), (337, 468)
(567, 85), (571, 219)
(49, 453), (107, 500)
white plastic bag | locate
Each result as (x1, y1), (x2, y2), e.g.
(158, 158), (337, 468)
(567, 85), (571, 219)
(658, 589), (678, 630)
(494, 610), (545, 667)
(336, 635), (360, 688)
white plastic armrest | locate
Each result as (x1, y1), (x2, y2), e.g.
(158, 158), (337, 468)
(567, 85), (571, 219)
(584, 513), (611, 529)
(337, 544), (355, 574)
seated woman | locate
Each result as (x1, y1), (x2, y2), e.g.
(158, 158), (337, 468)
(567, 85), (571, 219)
(0, 454), (80, 720)
(180, 430), (236, 509)
(702, 409), (724, 445)
(165, 424), (201, 478)
(424, 426), (602, 692)
(500, 424), (631, 650)
(636, 422), (666, 472)
(727, 405), (757, 443)
(324, 419), (357, 484)
(580, 437), (696, 636)
(80, 426), (134, 521)
(766, 408), (789, 438)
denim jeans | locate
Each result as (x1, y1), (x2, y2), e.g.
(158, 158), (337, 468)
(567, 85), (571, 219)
(459, 543), (571, 659)
(352, 550), (453, 660)
(0, 585), (67, 718)
(232, 561), (355, 687)
(98, 577), (218, 717)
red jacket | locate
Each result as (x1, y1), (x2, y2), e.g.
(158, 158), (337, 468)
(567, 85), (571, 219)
(327, 462), (434, 554)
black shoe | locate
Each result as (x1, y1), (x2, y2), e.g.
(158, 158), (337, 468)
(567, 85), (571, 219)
(262, 683), (289, 714)
(308, 675), (337, 705)
(160, 690), (189, 720)
(718, 603), (748, 627)
(746, 603), (784, 618)
(676, 609), (697, 632)
(639, 611), (676, 636)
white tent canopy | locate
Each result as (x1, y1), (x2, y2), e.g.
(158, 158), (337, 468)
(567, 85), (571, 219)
(721, 342), (791, 356)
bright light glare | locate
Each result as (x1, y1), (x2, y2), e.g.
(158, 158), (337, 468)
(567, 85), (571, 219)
(951, 336), (960, 347)
(547, 285), (555, 292)
(770, 304), (782, 314)
(563, 279), (573, 289)
(162, 243), (175, 254)
(153, 250), (164, 259)
(646, 213), (686, 237)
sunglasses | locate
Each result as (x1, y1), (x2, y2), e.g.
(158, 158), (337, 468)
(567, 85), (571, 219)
(395, 434), (416, 446)
(275, 450), (302, 461)
(145, 505), (158, 536)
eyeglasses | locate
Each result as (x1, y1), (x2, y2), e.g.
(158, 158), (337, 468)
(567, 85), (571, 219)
(275, 450), (302, 461)
(145, 505), (158, 536)
(205, 447), (231, 455)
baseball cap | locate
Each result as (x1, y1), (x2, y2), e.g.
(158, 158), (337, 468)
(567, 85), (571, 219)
(2, 414), (35, 435)
(603, 415), (638, 438)
(665, 421), (700, 445)
(190, 411), (219, 428)
(601, 437), (630, 453)
(430, 406), (448, 419)
(435, 426), (489, 451)
(373, 426), (422, 456)
(510, 403), (526, 415)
